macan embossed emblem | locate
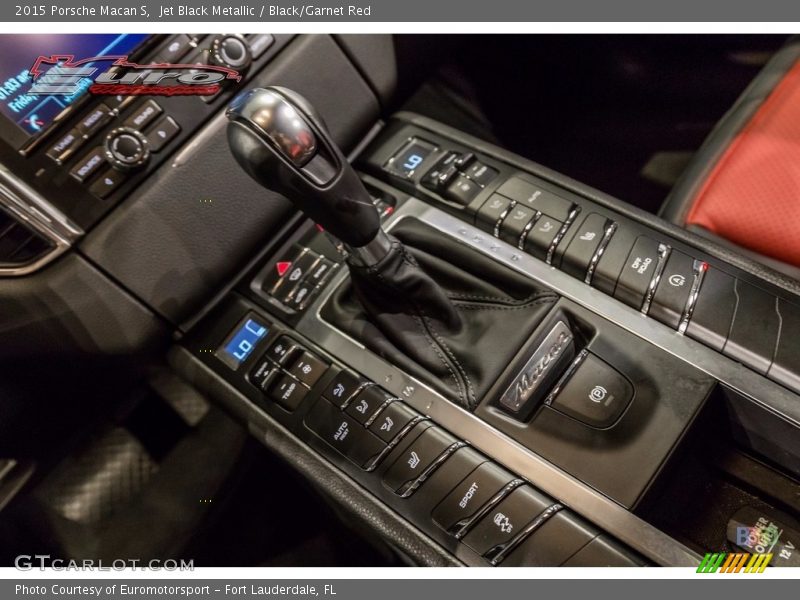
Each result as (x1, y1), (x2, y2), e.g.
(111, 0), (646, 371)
(498, 320), (575, 415)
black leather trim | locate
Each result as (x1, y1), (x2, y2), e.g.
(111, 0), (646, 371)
(323, 219), (558, 410)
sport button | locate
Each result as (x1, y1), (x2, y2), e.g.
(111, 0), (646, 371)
(432, 463), (515, 535)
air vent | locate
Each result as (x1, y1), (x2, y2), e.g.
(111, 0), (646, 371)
(0, 166), (82, 276)
(0, 206), (55, 268)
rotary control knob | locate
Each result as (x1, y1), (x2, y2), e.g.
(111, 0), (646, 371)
(103, 127), (150, 172)
(210, 34), (252, 71)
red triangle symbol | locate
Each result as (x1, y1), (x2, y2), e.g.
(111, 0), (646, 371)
(276, 261), (292, 277)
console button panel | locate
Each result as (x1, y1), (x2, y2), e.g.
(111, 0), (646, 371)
(256, 245), (340, 314)
(365, 122), (800, 398)
(183, 120), (800, 568)
(187, 298), (643, 567)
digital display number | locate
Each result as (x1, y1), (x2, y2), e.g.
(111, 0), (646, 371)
(403, 153), (425, 171)
(385, 139), (435, 178)
(216, 315), (269, 370)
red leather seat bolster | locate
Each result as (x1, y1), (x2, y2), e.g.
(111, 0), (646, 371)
(686, 61), (800, 268)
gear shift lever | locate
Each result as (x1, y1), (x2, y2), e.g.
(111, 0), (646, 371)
(226, 86), (391, 265)
(226, 87), (557, 412)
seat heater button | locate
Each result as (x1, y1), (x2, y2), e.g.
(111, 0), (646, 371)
(268, 373), (308, 411)
(560, 213), (609, 279)
(304, 399), (386, 468)
(369, 401), (419, 442)
(649, 249), (696, 329)
(524, 215), (562, 260)
(462, 485), (551, 557)
(431, 462), (515, 534)
(613, 235), (661, 310)
(454, 152), (475, 170)
(286, 351), (328, 387)
(421, 152), (459, 190)
(383, 427), (457, 495)
(550, 353), (633, 429)
(345, 386), (393, 425)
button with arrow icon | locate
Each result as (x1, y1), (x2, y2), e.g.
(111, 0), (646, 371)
(144, 115), (181, 152)
(88, 167), (126, 199)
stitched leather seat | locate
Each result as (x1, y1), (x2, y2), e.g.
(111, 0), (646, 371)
(660, 39), (800, 280)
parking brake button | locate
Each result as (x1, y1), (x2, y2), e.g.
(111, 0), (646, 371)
(549, 353), (633, 429)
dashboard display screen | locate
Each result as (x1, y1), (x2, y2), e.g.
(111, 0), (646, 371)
(0, 34), (148, 142)
(385, 138), (436, 178)
(216, 315), (270, 370)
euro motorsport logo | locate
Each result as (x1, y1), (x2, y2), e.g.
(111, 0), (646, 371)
(696, 552), (772, 573)
(27, 54), (241, 97)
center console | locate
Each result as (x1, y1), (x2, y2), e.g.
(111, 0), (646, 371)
(169, 96), (800, 567)
(0, 33), (289, 275)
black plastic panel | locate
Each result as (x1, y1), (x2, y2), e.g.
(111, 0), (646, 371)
(478, 299), (714, 508)
(81, 35), (381, 326)
(178, 295), (645, 567)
